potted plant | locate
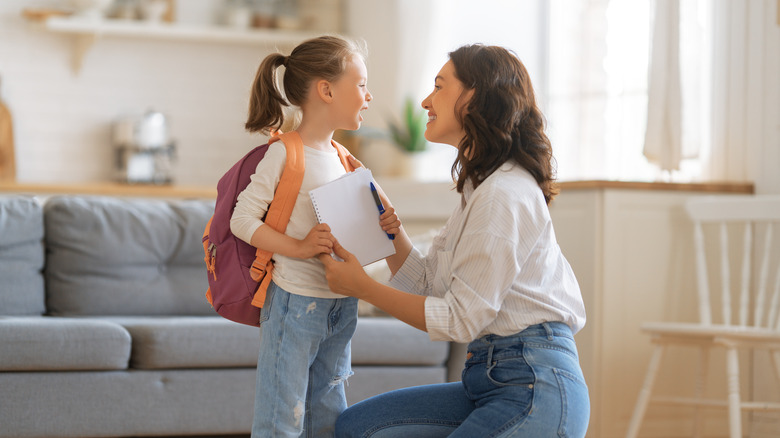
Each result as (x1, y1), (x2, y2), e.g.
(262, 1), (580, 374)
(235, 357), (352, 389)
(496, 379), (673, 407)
(387, 97), (428, 154)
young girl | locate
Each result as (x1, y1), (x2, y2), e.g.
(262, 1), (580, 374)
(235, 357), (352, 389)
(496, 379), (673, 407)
(230, 35), (372, 438)
(320, 44), (590, 437)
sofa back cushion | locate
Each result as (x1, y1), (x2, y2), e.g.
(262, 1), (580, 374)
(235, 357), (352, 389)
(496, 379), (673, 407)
(44, 196), (216, 316)
(0, 196), (45, 315)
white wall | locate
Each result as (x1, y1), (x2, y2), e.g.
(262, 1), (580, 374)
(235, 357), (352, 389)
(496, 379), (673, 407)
(1, 0), (777, 191)
(1, 1), (264, 185)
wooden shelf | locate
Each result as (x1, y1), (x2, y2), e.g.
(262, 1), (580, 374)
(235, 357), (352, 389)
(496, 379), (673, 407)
(37, 16), (319, 72)
(43, 16), (318, 45)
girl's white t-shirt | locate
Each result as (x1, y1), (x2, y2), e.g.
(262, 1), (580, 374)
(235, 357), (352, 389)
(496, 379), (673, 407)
(230, 140), (348, 299)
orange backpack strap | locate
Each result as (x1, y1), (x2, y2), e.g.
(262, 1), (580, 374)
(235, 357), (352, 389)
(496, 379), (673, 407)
(332, 139), (357, 172)
(249, 131), (305, 307)
(249, 132), (356, 308)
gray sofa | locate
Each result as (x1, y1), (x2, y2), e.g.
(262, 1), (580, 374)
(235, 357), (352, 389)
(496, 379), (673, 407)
(0, 195), (461, 438)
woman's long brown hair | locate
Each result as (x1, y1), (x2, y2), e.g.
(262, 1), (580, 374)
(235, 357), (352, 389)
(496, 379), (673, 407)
(448, 44), (558, 204)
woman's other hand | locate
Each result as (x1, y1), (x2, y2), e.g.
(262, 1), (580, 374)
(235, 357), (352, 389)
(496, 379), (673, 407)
(379, 205), (402, 238)
(319, 239), (372, 298)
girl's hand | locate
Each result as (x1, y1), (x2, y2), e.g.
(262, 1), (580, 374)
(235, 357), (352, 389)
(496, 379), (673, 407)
(297, 223), (335, 259)
(319, 240), (372, 298)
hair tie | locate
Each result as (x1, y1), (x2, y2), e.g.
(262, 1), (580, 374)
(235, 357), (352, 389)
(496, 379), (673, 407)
(282, 56), (289, 67)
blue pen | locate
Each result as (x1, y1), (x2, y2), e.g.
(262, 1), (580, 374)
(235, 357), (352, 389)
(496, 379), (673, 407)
(370, 182), (395, 240)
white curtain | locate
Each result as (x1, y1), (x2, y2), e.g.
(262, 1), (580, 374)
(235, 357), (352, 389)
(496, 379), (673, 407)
(643, 0), (769, 183)
(703, 0), (766, 183)
(643, 0), (683, 172)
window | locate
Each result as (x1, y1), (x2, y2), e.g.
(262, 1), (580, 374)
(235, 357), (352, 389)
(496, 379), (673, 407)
(410, 0), (719, 183)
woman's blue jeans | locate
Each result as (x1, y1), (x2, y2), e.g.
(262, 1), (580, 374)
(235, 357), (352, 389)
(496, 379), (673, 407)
(336, 322), (590, 438)
(251, 282), (358, 438)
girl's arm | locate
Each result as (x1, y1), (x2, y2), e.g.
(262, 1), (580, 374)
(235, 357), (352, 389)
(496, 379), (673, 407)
(250, 223), (334, 259)
(320, 240), (427, 332)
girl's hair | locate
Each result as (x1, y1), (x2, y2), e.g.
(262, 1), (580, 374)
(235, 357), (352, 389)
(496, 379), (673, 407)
(448, 44), (558, 204)
(245, 35), (367, 135)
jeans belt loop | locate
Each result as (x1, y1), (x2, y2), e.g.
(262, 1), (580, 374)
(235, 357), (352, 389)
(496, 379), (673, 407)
(486, 343), (495, 368)
(542, 322), (554, 340)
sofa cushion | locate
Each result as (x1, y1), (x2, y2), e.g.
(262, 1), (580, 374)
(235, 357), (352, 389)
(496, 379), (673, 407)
(0, 196), (45, 316)
(350, 317), (449, 366)
(44, 196), (216, 316)
(105, 316), (261, 369)
(0, 316), (131, 371)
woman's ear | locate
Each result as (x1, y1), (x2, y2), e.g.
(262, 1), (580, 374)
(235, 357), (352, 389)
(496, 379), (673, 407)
(316, 79), (333, 103)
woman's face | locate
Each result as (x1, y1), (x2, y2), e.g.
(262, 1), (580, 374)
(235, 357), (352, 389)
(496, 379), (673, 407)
(421, 60), (473, 147)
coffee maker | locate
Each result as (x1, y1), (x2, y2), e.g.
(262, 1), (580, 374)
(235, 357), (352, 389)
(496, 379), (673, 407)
(113, 110), (176, 184)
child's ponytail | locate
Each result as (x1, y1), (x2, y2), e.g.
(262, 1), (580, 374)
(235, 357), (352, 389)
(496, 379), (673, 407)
(245, 53), (287, 135)
(245, 36), (367, 136)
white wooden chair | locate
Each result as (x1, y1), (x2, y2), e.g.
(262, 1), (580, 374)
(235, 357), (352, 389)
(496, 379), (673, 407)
(626, 195), (780, 438)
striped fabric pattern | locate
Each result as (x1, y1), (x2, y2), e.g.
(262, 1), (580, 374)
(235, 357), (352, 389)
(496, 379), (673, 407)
(391, 163), (586, 343)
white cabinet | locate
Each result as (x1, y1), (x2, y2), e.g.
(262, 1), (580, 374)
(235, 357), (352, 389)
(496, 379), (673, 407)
(549, 183), (755, 438)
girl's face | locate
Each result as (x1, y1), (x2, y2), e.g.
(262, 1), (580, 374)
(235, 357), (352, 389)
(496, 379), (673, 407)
(330, 55), (372, 131)
(421, 60), (473, 147)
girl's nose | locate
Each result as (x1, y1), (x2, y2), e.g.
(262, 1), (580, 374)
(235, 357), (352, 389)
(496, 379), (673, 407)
(366, 91), (373, 102)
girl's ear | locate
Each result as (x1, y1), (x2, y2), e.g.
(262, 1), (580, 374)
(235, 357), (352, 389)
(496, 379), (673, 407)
(316, 80), (333, 103)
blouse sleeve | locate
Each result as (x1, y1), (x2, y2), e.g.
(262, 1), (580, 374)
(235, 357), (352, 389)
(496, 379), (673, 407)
(395, 180), (549, 343)
(229, 142), (287, 244)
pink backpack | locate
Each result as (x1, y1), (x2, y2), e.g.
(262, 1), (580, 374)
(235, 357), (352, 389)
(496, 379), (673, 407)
(202, 131), (355, 326)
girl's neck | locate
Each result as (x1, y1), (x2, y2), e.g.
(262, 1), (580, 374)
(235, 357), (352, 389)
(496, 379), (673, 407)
(296, 123), (335, 152)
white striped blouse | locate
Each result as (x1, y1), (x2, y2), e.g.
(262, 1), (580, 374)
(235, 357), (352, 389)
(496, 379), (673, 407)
(390, 162), (586, 343)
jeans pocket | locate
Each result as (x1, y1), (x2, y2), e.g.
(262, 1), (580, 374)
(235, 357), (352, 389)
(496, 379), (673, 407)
(486, 357), (535, 387)
(258, 284), (275, 325)
(553, 368), (590, 438)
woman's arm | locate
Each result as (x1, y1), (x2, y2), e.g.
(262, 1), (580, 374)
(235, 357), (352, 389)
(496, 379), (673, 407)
(320, 241), (427, 332)
(372, 183), (414, 275)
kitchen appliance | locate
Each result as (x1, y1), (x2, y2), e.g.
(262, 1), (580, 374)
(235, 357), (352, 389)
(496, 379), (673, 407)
(113, 110), (176, 184)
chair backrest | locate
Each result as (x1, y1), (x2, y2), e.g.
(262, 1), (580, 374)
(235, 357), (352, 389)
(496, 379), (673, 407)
(685, 195), (780, 330)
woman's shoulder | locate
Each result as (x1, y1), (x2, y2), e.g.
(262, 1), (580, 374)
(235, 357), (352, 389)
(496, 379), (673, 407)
(470, 164), (549, 220)
(478, 163), (541, 201)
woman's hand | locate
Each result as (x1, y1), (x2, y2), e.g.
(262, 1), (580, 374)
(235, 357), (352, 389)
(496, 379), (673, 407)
(296, 223), (335, 259)
(379, 205), (402, 238)
(319, 239), (373, 298)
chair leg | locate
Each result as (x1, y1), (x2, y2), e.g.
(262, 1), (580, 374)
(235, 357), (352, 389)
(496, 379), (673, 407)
(693, 346), (710, 438)
(626, 344), (665, 438)
(725, 347), (743, 438)
(771, 350), (780, 387)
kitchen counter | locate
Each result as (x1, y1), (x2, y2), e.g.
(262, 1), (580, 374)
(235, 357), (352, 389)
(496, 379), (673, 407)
(0, 182), (216, 199)
(0, 179), (754, 199)
(556, 179), (754, 193)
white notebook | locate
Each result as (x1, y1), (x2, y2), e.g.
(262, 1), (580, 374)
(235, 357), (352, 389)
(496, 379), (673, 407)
(309, 168), (396, 266)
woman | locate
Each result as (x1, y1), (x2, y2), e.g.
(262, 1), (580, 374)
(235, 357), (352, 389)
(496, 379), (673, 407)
(319, 44), (589, 438)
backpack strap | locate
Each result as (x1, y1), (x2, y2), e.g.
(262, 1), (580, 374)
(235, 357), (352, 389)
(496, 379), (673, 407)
(249, 131), (305, 307)
(333, 139), (357, 172)
(249, 131), (356, 308)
